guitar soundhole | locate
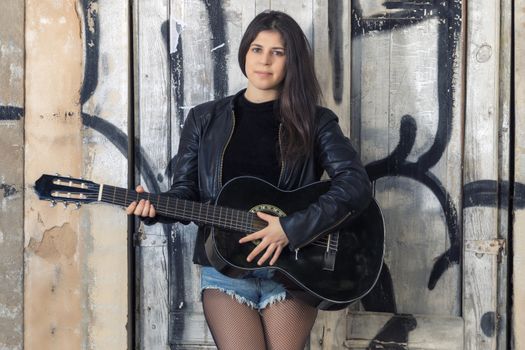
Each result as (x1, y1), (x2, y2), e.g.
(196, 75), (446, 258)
(248, 204), (287, 246)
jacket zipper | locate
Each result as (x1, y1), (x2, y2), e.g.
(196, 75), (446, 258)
(296, 208), (356, 250)
(277, 124), (285, 187)
(218, 108), (236, 188)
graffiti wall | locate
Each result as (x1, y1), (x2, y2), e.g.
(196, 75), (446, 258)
(1, 0), (520, 349)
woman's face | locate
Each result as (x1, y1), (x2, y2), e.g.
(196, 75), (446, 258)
(244, 30), (286, 102)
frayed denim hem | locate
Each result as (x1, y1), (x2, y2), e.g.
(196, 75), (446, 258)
(201, 286), (259, 310)
(201, 286), (287, 311)
(258, 291), (288, 309)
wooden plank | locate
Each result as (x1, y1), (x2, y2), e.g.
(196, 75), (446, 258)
(168, 0), (214, 348)
(513, 1), (525, 349)
(133, 0), (171, 348)
(345, 311), (463, 350)
(79, 0), (130, 348)
(167, 1), (264, 347)
(309, 2), (353, 349)
(0, 2), (24, 349)
(24, 0), (84, 348)
(496, 0), (512, 349)
(355, 2), (462, 316)
(269, 0), (313, 42)
(463, 0), (500, 349)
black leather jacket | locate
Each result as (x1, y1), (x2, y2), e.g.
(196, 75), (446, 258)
(146, 90), (372, 266)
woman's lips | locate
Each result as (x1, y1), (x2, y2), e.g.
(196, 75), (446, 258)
(254, 71), (272, 77)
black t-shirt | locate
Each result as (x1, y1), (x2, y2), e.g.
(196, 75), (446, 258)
(222, 94), (281, 186)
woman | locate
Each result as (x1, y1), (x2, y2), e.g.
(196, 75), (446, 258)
(127, 10), (371, 350)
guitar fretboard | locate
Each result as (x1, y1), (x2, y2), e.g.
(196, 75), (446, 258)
(100, 184), (266, 233)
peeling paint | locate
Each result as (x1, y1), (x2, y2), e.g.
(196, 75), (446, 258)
(27, 223), (77, 263)
(86, 1), (98, 34)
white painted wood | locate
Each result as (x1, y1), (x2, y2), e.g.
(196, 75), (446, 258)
(357, 10), (462, 316)
(463, 0), (500, 349)
(134, 0), (171, 348)
(169, 0), (214, 348)
(79, 1), (130, 348)
(345, 311), (464, 350)
(269, 0), (313, 43)
(309, 2), (353, 348)
(513, 1), (525, 349)
(223, 0), (256, 94)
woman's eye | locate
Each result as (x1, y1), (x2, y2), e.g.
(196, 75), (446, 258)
(273, 50), (284, 56)
(251, 47), (261, 53)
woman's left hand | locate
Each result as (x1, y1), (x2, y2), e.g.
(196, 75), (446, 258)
(238, 211), (289, 266)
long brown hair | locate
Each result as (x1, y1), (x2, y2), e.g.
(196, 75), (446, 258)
(238, 10), (321, 162)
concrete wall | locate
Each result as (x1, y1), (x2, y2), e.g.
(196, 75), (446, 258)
(0, 1), (24, 349)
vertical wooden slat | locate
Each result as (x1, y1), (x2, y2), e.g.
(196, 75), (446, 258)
(134, 0), (171, 348)
(463, 0), (500, 348)
(497, 0), (512, 349)
(310, 1), (353, 348)
(513, 1), (525, 349)
(0, 1), (24, 349)
(354, 2), (462, 317)
(80, 1), (130, 348)
(269, 0), (313, 42)
(24, 0), (84, 348)
(168, 0), (213, 347)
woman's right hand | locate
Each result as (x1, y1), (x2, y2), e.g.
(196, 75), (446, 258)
(126, 185), (157, 218)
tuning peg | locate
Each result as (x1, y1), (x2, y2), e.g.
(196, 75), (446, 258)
(75, 202), (81, 209)
(50, 200), (57, 207)
(55, 173), (60, 176)
(62, 202), (68, 208)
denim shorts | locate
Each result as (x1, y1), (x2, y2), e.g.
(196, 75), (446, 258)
(200, 266), (288, 310)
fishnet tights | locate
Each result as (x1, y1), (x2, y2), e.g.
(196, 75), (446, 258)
(202, 289), (318, 350)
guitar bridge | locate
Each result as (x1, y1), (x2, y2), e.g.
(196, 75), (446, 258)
(322, 231), (338, 271)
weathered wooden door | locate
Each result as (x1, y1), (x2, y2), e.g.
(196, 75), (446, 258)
(134, 1), (509, 349)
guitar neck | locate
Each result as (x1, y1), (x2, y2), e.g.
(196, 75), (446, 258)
(99, 184), (264, 233)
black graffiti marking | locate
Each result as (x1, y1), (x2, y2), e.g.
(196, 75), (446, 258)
(361, 263), (397, 313)
(352, 1), (462, 346)
(353, 0), (462, 295)
(161, 20), (186, 181)
(352, 0), (462, 35)
(161, 20), (188, 344)
(80, 0), (100, 105)
(0, 184), (18, 198)
(202, 0), (229, 100)
(367, 314), (417, 349)
(0, 106), (23, 120)
(464, 180), (525, 209)
(81, 113), (161, 194)
(328, 0), (344, 104)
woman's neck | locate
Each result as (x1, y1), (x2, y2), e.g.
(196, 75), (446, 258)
(244, 85), (279, 103)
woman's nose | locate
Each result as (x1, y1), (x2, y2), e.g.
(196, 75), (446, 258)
(259, 51), (271, 65)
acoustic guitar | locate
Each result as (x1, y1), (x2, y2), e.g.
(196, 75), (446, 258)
(34, 174), (385, 310)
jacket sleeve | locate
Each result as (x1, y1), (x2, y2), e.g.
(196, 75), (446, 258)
(142, 108), (201, 226)
(279, 110), (372, 250)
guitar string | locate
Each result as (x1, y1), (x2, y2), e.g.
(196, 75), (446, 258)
(70, 192), (338, 250)
(74, 192), (339, 250)
(67, 186), (338, 250)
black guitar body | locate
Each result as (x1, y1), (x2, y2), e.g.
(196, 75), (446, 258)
(205, 176), (385, 310)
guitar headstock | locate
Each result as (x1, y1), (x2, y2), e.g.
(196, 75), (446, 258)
(34, 174), (100, 208)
